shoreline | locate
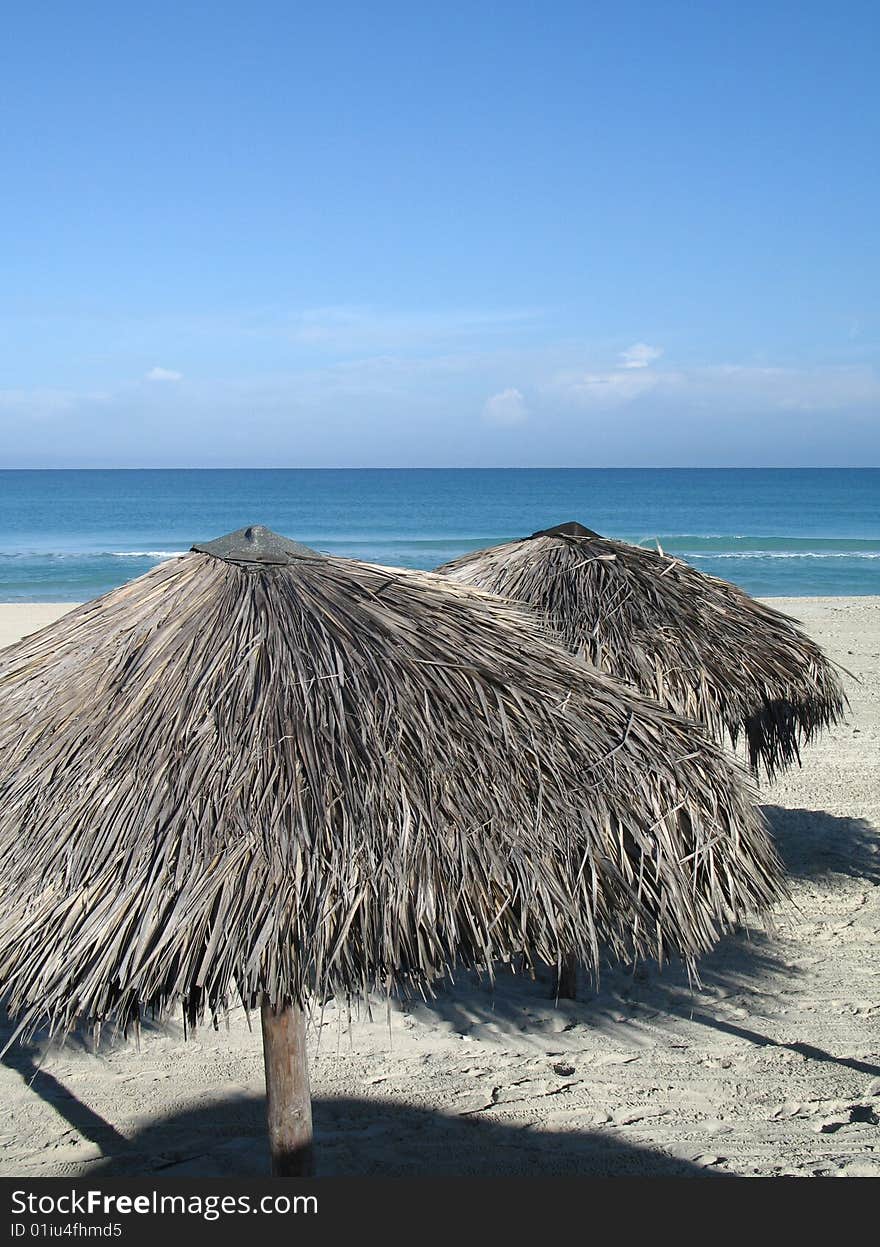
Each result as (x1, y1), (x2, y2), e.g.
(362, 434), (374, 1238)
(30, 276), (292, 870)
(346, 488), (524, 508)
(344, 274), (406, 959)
(1, 594), (877, 648)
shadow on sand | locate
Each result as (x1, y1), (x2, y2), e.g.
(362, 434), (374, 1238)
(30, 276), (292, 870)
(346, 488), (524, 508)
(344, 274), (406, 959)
(83, 1093), (723, 1177)
(401, 932), (784, 1041)
(1, 1040), (128, 1154)
(762, 804), (880, 884)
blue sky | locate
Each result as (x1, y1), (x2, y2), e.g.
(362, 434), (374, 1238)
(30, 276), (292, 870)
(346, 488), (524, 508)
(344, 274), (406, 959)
(1, 2), (877, 466)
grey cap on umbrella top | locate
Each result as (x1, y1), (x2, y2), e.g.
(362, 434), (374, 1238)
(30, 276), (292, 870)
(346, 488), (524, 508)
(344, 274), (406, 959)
(529, 521), (602, 541)
(192, 525), (321, 566)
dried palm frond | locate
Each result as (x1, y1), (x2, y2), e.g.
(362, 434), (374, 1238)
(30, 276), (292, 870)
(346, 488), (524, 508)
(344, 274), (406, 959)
(439, 521), (846, 778)
(0, 526), (782, 1041)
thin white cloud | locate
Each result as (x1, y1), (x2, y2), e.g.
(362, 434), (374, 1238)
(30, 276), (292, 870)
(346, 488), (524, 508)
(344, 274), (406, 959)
(145, 366), (183, 382)
(0, 388), (111, 417)
(552, 368), (668, 407)
(619, 342), (663, 370)
(552, 362), (880, 414)
(482, 387), (528, 426)
(290, 305), (542, 352)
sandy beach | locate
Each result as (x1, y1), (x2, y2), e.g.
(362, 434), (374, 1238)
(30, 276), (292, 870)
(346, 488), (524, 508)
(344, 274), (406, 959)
(1, 595), (877, 1178)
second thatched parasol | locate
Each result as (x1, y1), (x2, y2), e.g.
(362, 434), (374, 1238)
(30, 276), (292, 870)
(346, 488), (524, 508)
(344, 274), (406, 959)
(0, 526), (782, 1175)
(438, 521), (846, 779)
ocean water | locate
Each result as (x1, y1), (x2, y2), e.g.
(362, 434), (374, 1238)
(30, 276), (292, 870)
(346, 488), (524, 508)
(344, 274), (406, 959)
(0, 468), (878, 601)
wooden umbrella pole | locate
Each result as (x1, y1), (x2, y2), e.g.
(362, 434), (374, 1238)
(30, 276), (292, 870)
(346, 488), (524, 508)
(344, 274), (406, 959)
(260, 1000), (314, 1177)
(556, 951), (578, 1000)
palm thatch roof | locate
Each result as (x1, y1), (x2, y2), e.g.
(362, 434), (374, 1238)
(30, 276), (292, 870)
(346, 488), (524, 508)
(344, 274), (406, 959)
(438, 521), (846, 778)
(0, 526), (782, 1041)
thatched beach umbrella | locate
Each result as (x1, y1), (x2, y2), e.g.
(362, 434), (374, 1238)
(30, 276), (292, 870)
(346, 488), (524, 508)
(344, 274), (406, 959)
(0, 526), (782, 1175)
(438, 522), (846, 780)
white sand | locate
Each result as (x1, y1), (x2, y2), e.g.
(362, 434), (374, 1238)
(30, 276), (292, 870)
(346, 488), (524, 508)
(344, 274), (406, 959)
(1, 597), (878, 1177)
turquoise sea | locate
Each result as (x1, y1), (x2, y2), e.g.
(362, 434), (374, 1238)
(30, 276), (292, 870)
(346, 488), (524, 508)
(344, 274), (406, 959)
(0, 468), (878, 601)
